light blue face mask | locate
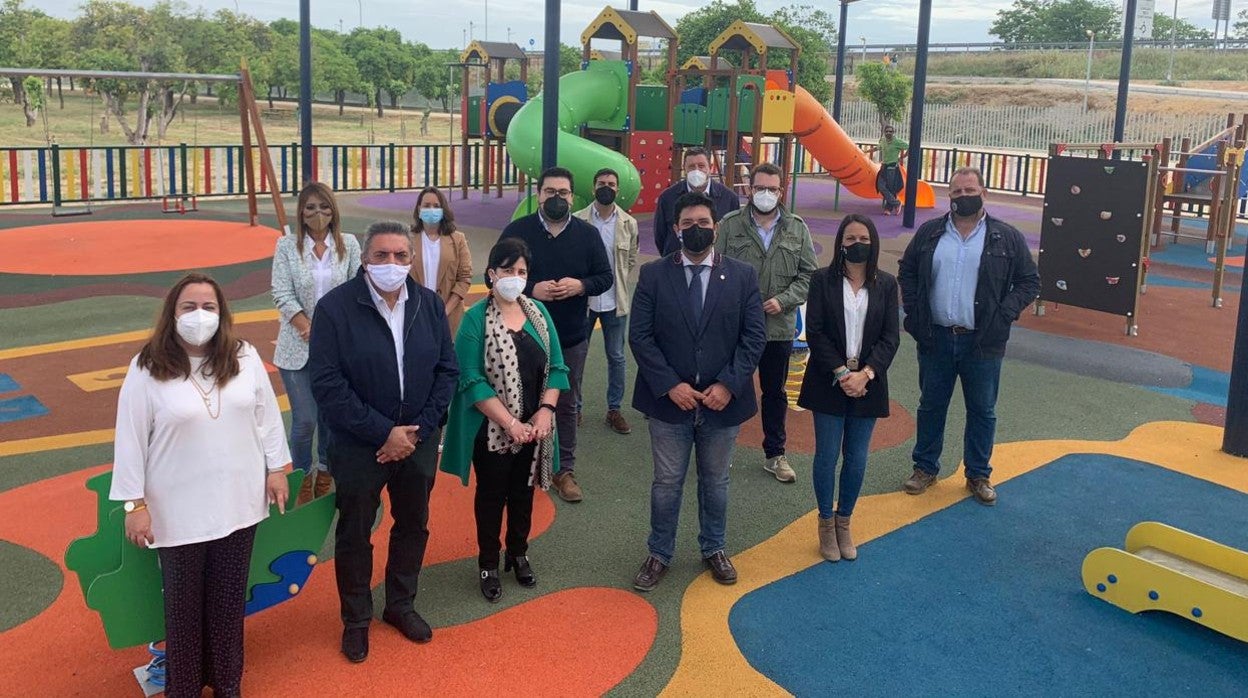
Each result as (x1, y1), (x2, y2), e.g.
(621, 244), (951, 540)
(419, 208), (444, 226)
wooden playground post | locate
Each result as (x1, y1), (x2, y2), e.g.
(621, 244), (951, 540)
(238, 79), (259, 226)
(240, 67), (288, 234)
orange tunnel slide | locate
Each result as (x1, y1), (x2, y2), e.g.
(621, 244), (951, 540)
(790, 85), (935, 208)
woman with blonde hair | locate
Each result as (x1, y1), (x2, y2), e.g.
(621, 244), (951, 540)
(411, 186), (473, 334)
(112, 272), (290, 697)
(272, 181), (361, 504)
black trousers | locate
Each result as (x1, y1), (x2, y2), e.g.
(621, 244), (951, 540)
(158, 524), (257, 698)
(331, 431), (438, 629)
(472, 433), (536, 569)
(758, 340), (794, 459)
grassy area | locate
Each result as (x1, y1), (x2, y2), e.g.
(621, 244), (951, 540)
(1, 89), (463, 148)
(922, 48), (1248, 82)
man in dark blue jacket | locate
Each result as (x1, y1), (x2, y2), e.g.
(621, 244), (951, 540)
(629, 192), (766, 592)
(897, 166), (1040, 506)
(653, 146), (741, 256)
(309, 221), (458, 663)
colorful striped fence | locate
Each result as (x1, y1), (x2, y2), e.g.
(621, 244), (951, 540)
(1, 141), (1244, 221)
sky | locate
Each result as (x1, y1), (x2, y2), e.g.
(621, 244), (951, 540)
(31, 1), (1233, 50)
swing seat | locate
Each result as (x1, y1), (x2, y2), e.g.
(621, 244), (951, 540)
(52, 204), (94, 217)
(161, 196), (199, 215)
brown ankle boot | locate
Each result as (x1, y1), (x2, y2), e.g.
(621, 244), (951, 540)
(818, 517), (840, 562)
(313, 470), (333, 499)
(835, 515), (857, 561)
(295, 472), (315, 506)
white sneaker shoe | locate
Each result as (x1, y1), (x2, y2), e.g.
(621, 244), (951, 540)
(763, 455), (797, 483)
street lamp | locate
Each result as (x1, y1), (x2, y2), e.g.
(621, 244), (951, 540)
(1166, 0), (1179, 82)
(860, 36), (867, 60)
(1083, 29), (1095, 113)
(357, 0), (363, 28)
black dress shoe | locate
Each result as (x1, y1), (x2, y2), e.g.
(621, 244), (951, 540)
(632, 555), (668, 592)
(504, 554), (537, 587)
(341, 627), (369, 663)
(381, 608), (433, 643)
(479, 568), (502, 602)
(704, 550), (738, 585)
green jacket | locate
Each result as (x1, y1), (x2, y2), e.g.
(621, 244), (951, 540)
(440, 297), (571, 485)
(714, 205), (818, 341)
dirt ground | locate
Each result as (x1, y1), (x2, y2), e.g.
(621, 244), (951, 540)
(847, 81), (1247, 116)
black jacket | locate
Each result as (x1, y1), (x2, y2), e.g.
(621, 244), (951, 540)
(897, 213), (1040, 358)
(309, 271), (459, 453)
(653, 180), (741, 257)
(797, 268), (900, 418)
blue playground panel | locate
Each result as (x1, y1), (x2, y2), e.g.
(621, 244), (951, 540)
(1148, 365), (1231, 408)
(680, 87), (707, 105)
(244, 550), (318, 616)
(1185, 148), (1248, 199)
(0, 394), (49, 423)
(730, 454), (1248, 697)
(0, 373), (18, 393)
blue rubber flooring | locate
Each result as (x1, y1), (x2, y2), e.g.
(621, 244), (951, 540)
(730, 454), (1248, 697)
(1149, 366), (1232, 407)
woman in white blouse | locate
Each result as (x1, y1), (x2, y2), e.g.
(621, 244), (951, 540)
(111, 272), (291, 698)
(410, 186), (472, 335)
(797, 214), (899, 563)
(272, 182), (361, 504)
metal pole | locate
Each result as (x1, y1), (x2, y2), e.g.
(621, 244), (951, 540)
(299, 0), (313, 186)
(902, 0), (932, 229)
(629, 1), (638, 10)
(541, 0), (560, 171)
(1113, 0), (1138, 145)
(357, 0), (362, 27)
(860, 36), (867, 60)
(833, 0), (849, 122)
(484, 0), (488, 40)
(1166, 0), (1178, 82)
(1083, 30), (1094, 113)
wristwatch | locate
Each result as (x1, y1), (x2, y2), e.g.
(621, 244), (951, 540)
(123, 500), (147, 514)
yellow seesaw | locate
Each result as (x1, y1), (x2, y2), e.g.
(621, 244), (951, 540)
(1082, 522), (1248, 642)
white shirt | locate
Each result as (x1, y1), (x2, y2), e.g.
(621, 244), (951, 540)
(420, 232), (440, 293)
(367, 276), (409, 397)
(109, 344), (291, 548)
(588, 205), (619, 313)
(681, 252), (711, 307)
(842, 277), (870, 363)
(304, 239), (337, 304)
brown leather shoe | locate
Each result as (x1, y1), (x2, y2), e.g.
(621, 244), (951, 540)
(903, 468), (938, 495)
(633, 555), (667, 592)
(818, 517), (840, 562)
(553, 471), (583, 503)
(966, 477), (998, 506)
(704, 551), (738, 585)
(313, 470), (333, 499)
(295, 471), (315, 507)
(605, 409), (632, 435)
(835, 515), (857, 560)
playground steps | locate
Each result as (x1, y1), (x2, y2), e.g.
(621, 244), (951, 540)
(1082, 522), (1248, 642)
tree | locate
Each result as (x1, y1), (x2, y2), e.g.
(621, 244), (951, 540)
(855, 62), (910, 130)
(0, 0), (58, 124)
(1232, 8), (1247, 39)
(314, 31), (362, 115)
(343, 27), (415, 117)
(1150, 14), (1212, 42)
(413, 48), (461, 111)
(990, 0), (1120, 44)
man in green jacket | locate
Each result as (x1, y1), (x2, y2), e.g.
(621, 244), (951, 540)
(714, 162), (818, 484)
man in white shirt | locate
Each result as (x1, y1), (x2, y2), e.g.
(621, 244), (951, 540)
(309, 221), (459, 664)
(573, 167), (640, 435)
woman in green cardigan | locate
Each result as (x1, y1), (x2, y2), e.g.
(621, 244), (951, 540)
(441, 238), (569, 602)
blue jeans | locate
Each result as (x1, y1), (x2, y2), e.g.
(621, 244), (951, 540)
(912, 327), (1002, 480)
(646, 412), (739, 565)
(812, 412), (877, 518)
(583, 309), (627, 411)
(279, 367), (330, 473)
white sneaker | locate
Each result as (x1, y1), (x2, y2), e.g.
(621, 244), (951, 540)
(764, 455), (797, 483)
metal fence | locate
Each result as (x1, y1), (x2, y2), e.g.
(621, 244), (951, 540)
(835, 100), (1233, 154)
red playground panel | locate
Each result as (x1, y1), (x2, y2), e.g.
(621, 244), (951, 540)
(629, 131), (673, 214)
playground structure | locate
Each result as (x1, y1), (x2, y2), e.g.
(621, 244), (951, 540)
(456, 41), (529, 201)
(1082, 522), (1248, 643)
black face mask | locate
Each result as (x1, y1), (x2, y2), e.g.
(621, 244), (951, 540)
(594, 186), (616, 206)
(542, 195), (570, 221)
(950, 194), (983, 218)
(679, 226), (714, 255)
(843, 242), (871, 264)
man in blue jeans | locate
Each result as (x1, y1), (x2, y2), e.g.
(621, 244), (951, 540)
(629, 192), (766, 590)
(897, 166), (1040, 505)
(573, 168), (639, 435)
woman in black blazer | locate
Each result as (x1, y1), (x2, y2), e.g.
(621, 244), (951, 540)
(797, 213), (900, 563)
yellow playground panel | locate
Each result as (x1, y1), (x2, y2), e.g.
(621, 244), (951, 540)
(1082, 522), (1248, 642)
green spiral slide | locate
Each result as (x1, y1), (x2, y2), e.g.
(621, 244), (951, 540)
(505, 66), (642, 220)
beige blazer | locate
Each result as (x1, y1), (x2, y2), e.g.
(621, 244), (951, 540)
(573, 203), (639, 315)
(411, 229), (473, 333)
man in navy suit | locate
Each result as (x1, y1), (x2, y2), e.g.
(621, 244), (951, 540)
(628, 192), (767, 591)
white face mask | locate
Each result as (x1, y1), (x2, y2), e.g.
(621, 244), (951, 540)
(685, 169), (709, 189)
(752, 190), (779, 214)
(367, 263), (411, 293)
(176, 308), (220, 347)
(493, 275), (526, 302)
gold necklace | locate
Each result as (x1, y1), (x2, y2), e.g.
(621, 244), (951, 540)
(187, 369), (221, 420)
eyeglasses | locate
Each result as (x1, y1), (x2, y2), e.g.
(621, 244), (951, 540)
(542, 188), (573, 198)
(752, 186), (781, 195)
